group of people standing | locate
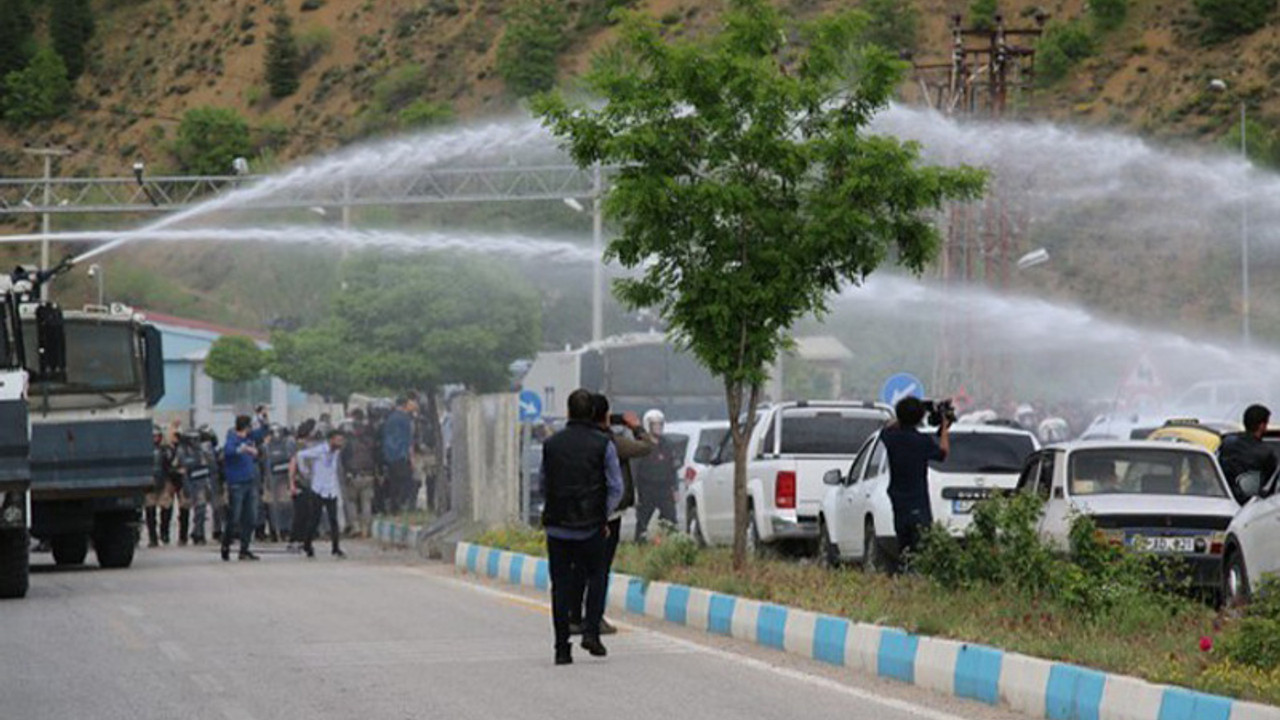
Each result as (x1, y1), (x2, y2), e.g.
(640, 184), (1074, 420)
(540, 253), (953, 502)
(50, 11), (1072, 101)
(539, 389), (681, 665)
(148, 395), (434, 562)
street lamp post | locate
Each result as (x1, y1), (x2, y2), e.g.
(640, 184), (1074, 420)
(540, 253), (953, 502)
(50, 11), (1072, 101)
(23, 146), (72, 301)
(1210, 79), (1251, 346)
(562, 163), (606, 344)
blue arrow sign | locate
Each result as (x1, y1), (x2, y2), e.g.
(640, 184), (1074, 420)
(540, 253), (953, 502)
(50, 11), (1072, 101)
(518, 390), (543, 423)
(880, 373), (925, 407)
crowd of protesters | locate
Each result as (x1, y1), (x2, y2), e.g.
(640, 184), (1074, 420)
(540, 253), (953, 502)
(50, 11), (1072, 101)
(147, 396), (445, 561)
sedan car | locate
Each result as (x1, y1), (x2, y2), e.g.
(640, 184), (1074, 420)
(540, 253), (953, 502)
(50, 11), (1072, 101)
(1018, 441), (1239, 592)
(1223, 470), (1280, 606)
(817, 422), (1039, 570)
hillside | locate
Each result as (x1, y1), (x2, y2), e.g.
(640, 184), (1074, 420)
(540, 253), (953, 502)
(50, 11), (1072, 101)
(1, 0), (1279, 344)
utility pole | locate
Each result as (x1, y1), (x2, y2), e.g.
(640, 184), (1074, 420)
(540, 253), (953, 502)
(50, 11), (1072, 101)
(23, 147), (73, 301)
(591, 163), (604, 344)
(1241, 101), (1251, 347)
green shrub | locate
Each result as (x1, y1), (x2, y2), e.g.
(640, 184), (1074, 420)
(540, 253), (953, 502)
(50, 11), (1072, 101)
(265, 5), (301, 98)
(172, 106), (253, 175)
(398, 98), (453, 128)
(861, 0), (918, 53)
(636, 521), (699, 582)
(1087, 0), (1127, 31)
(296, 25), (333, 70)
(3, 47), (73, 125)
(1036, 20), (1096, 86)
(1195, 0), (1276, 43)
(576, 0), (633, 31)
(969, 0), (997, 31)
(372, 63), (430, 112)
(254, 117), (290, 152)
(497, 0), (567, 98)
(475, 524), (546, 556)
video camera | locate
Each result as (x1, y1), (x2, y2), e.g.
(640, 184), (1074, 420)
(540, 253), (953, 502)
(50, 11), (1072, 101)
(922, 398), (957, 428)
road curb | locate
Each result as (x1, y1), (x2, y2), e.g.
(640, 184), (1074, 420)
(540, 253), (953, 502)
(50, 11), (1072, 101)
(371, 519), (426, 551)
(454, 541), (1279, 720)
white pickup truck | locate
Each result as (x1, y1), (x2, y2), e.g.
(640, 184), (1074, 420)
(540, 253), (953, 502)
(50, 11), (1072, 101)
(685, 401), (892, 552)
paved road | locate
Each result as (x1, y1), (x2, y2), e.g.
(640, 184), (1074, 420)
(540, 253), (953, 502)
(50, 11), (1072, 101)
(2, 542), (1023, 720)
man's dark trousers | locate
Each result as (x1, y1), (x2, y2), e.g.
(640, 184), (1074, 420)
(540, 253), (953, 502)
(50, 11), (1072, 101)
(892, 504), (932, 572)
(221, 483), (255, 555)
(548, 530), (608, 649)
(570, 517), (621, 626)
(386, 459), (413, 513)
(635, 483), (677, 542)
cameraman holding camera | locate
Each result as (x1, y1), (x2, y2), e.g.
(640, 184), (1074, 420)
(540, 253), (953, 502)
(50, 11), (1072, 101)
(880, 396), (950, 571)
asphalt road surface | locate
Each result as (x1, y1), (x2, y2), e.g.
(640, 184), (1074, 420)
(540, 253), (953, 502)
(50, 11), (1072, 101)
(2, 541), (1027, 720)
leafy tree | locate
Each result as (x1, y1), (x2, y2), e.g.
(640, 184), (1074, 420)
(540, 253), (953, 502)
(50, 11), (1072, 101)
(3, 47), (73, 125)
(269, 321), (357, 401)
(969, 0), (998, 31)
(0, 0), (35, 82)
(50, 0), (94, 80)
(535, 0), (985, 569)
(399, 99), (453, 129)
(271, 255), (540, 397)
(1087, 0), (1127, 32)
(204, 335), (267, 383)
(497, 0), (567, 97)
(172, 106), (253, 175)
(861, 0), (917, 53)
(1195, 0), (1276, 43)
(1036, 20), (1096, 86)
(265, 5), (301, 98)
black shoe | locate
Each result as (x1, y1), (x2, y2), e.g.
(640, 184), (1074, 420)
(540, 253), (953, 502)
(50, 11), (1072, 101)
(304, 546), (315, 559)
(580, 637), (607, 657)
(238, 551), (260, 561)
(599, 618), (618, 636)
(568, 622), (584, 636)
(179, 538), (188, 547)
(192, 536), (205, 546)
(555, 647), (573, 665)
(148, 539), (159, 548)
(332, 549), (346, 558)
(221, 546), (230, 562)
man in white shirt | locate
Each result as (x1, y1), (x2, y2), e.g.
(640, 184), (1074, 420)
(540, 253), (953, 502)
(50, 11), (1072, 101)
(295, 429), (347, 559)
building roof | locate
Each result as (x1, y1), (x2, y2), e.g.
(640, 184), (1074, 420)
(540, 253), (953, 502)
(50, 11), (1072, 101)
(793, 335), (854, 363)
(142, 310), (269, 342)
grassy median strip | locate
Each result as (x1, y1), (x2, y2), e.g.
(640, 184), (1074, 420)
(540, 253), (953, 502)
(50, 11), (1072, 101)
(475, 512), (1280, 706)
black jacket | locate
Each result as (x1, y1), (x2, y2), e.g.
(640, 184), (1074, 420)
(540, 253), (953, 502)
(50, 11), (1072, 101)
(541, 421), (611, 530)
(1219, 432), (1277, 503)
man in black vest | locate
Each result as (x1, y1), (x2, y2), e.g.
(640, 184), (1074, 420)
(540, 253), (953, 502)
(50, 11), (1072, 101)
(542, 388), (624, 666)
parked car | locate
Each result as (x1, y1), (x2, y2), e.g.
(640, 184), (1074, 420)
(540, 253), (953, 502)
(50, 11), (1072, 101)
(1223, 469), (1280, 606)
(686, 401), (891, 551)
(817, 422), (1039, 569)
(1079, 413), (1165, 441)
(1018, 441), (1238, 593)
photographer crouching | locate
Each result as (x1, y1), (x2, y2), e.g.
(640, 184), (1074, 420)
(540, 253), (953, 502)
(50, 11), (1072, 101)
(880, 397), (952, 572)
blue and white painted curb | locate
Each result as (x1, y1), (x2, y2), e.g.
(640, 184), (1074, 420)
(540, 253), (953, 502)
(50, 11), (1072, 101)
(455, 542), (1280, 720)
(371, 519), (425, 549)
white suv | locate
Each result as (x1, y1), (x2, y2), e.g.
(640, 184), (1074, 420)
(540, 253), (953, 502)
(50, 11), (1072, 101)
(817, 423), (1038, 569)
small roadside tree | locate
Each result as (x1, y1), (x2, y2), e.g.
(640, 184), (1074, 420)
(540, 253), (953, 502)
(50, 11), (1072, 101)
(269, 320), (358, 402)
(265, 4), (300, 99)
(536, 0), (985, 569)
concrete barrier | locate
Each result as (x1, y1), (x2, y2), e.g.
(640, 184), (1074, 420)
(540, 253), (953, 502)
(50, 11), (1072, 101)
(454, 541), (1280, 720)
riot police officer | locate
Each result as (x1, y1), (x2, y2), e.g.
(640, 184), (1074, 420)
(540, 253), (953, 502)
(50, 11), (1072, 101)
(176, 428), (215, 546)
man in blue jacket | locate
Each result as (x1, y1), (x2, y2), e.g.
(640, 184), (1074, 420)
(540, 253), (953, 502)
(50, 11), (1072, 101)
(222, 415), (271, 561)
(381, 396), (416, 513)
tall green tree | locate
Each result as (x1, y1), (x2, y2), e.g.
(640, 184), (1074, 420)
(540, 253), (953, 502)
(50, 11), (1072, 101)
(1195, 0), (1276, 42)
(3, 47), (73, 125)
(271, 254), (540, 396)
(497, 0), (567, 97)
(969, 0), (998, 31)
(536, 0), (985, 569)
(861, 0), (917, 53)
(173, 106), (253, 175)
(50, 0), (94, 80)
(0, 0), (35, 80)
(265, 4), (300, 99)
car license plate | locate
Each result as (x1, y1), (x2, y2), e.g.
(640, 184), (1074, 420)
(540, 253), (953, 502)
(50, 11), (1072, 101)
(1132, 535), (1196, 553)
(952, 499), (976, 515)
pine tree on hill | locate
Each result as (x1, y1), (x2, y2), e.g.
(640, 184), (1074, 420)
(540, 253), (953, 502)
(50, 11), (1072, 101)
(50, 0), (95, 80)
(0, 0), (36, 81)
(265, 5), (300, 99)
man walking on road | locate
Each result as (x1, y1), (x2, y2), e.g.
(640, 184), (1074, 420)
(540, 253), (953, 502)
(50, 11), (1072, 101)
(880, 397), (949, 572)
(381, 396), (416, 514)
(542, 389), (623, 666)
(296, 429), (347, 559)
(222, 415), (270, 562)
